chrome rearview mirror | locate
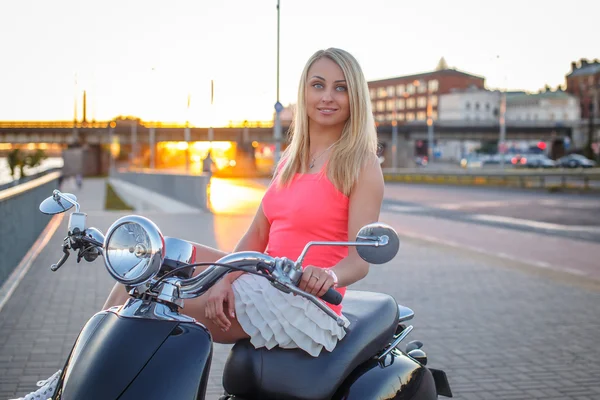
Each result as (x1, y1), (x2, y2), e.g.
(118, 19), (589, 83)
(39, 190), (79, 215)
(295, 222), (399, 267)
(355, 223), (399, 264)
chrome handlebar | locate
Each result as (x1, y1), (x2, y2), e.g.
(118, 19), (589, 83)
(174, 251), (346, 326)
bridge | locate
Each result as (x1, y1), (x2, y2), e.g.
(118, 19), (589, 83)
(0, 118), (581, 171)
(0, 118), (577, 147)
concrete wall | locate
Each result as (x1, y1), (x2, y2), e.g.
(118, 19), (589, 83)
(0, 172), (57, 286)
(110, 170), (210, 211)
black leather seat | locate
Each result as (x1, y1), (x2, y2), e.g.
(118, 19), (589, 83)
(222, 290), (399, 400)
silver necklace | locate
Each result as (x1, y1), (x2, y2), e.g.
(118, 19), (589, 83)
(309, 143), (336, 169)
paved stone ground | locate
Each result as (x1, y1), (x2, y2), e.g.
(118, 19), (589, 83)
(1, 178), (599, 399)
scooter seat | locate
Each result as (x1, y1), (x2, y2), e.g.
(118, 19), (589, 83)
(222, 290), (399, 400)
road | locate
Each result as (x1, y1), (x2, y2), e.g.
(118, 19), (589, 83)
(1, 178), (599, 400)
(380, 183), (600, 281)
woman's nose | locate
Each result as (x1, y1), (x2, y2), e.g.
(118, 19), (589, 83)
(321, 89), (334, 102)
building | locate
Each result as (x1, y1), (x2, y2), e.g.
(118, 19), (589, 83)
(505, 88), (580, 123)
(566, 58), (600, 119)
(368, 58), (485, 125)
(438, 87), (501, 121)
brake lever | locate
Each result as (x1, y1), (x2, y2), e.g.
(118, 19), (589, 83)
(51, 240), (71, 271)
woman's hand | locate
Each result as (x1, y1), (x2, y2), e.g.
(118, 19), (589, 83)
(204, 278), (236, 331)
(299, 266), (335, 298)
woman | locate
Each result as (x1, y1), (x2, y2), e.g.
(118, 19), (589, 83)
(13, 47), (384, 398)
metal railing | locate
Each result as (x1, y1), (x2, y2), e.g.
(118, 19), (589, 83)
(382, 167), (600, 190)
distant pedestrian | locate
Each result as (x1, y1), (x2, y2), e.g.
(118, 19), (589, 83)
(202, 150), (215, 177)
(75, 173), (83, 189)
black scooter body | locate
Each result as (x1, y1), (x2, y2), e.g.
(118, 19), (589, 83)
(53, 311), (213, 400)
(333, 353), (437, 400)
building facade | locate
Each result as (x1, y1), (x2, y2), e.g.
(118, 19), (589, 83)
(368, 64), (485, 125)
(505, 89), (580, 123)
(438, 87), (501, 121)
(566, 58), (600, 119)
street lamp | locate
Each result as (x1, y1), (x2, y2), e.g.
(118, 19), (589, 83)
(499, 90), (507, 169)
(273, 0), (283, 165)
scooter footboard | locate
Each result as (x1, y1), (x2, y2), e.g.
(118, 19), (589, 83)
(332, 352), (438, 400)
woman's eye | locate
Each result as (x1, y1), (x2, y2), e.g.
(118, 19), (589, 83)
(313, 83), (324, 89)
(336, 86), (347, 92)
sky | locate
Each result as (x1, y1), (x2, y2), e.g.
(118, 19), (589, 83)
(0, 0), (597, 126)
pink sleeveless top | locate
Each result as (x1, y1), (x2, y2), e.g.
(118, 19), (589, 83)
(262, 167), (349, 315)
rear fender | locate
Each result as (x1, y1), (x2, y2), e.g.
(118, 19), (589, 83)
(332, 352), (438, 400)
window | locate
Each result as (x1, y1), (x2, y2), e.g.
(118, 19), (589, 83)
(417, 80), (427, 93)
(369, 88), (376, 99)
(465, 102), (471, 109)
(406, 112), (415, 121)
(431, 110), (438, 120)
(417, 97), (427, 108)
(416, 111), (426, 120)
(428, 80), (439, 92)
(375, 114), (385, 122)
(386, 99), (395, 111)
(396, 98), (405, 110)
(377, 100), (385, 112)
(485, 103), (490, 111)
(475, 102), (480, 110)
(397, 113), (405, 121)
(407, 98), (416, 109)
(429, 95), (438, 107)
(396, 84), (405, 95)
(377, 87), (387, 98)
(386, 113), (394, 121)
(407, 83), (415, 94)
(386, 85), (395, 97)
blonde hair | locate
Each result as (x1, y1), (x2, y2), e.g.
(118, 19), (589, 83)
(277, 48), (378, 196)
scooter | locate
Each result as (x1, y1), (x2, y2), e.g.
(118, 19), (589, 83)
(38, 189), (452, 399)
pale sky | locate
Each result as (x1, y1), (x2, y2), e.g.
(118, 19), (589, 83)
(0, 0), (597, 126)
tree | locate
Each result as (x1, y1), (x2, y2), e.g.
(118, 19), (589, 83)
(6, 149), (21, 178)
(5, 148), (47, 179)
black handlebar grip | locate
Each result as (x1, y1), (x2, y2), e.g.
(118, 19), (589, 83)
(321, 287), (343, 305)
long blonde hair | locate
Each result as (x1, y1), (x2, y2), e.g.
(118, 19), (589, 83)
(277, 48), (377, 196)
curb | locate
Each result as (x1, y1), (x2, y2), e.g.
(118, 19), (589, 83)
(0, 213), (65, 314)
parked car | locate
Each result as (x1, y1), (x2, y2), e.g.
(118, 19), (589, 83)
(556, 154), (596, 168)
(460, 154), (483, 168)
(524, 154), (556, 168)
(415, 155), (428, 167)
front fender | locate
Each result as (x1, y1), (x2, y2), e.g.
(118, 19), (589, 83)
(54, 311), (212, 400)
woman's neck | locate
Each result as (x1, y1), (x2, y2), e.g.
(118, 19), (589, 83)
(308, 123), (343, 153)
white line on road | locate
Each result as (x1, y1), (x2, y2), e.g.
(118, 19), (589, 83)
(386, 205), (425, 213)
(469, 214), (600, 233)
(396, 229), (591, 278)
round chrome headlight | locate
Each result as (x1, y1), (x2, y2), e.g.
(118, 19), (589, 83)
(103, 215), (165, 286)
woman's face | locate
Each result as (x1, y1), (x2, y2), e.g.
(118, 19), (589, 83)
(305, 57), (350, 130)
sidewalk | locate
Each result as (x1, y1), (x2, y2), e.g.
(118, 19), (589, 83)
(1, 178), (599, 399)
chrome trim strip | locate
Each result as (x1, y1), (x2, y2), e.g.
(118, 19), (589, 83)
(116, 298), (196, 322)
(378, 325), (414, 361)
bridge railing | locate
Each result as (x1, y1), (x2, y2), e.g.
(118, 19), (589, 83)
(0, 172), (59, 286)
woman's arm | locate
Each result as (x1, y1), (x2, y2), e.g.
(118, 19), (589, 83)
(299, 155), (384, 296)
(223, 203), (271, 283)
(331, 155), (384, 287)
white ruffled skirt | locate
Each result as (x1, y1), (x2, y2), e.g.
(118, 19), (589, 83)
(232, 274), (350, 357)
